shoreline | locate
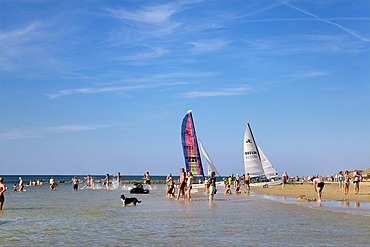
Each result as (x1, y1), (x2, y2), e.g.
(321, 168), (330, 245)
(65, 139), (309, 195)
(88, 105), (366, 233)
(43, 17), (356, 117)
(252, 181), (370, 202)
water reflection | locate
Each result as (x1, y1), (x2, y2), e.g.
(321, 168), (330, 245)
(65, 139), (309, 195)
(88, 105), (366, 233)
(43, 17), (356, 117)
(263, 194), (370, 215)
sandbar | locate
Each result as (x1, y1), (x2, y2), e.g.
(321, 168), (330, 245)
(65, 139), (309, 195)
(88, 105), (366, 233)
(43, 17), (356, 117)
(253, 181), (370, 202)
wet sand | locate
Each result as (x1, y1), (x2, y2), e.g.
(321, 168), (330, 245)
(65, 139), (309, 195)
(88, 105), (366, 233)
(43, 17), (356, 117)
(253, 181), (370, 202)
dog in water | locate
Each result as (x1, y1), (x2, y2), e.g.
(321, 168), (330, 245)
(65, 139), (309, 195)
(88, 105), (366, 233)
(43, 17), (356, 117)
(120, 194), (142, 206)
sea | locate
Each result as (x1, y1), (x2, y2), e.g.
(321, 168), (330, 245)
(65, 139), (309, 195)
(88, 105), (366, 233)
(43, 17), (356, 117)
(0, 175), (369, 246)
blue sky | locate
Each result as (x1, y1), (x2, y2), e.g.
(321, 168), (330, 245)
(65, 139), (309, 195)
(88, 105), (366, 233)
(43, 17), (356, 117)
(1, 0), (369, 176)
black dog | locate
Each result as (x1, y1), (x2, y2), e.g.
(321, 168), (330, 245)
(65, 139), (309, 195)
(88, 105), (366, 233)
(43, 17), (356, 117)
(120, 194), (142, 206)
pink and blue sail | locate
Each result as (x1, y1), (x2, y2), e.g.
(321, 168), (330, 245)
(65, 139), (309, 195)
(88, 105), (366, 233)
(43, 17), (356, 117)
(181, 110), (204, 176)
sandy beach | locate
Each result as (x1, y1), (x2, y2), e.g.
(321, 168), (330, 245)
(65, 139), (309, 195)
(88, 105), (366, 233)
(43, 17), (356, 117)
(253, 181), (370, 202)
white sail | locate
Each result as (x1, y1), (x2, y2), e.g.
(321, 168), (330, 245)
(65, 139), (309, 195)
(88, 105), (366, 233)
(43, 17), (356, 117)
(258, 146), (278, 180)
(243, 123), (265, 178)
(199, 140), (219, 176)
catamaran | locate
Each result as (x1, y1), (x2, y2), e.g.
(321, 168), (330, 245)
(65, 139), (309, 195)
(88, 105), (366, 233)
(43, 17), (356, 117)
(244, 123), (280, 186)
(181, 110), (222, 188)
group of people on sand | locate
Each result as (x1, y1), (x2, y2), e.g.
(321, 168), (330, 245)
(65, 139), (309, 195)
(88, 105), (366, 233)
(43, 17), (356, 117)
(284, 169), (364, 202)
(166, 168), (217, 202)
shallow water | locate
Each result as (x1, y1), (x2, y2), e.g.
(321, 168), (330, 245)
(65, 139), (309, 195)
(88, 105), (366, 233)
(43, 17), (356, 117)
(1, 180), (369, 246)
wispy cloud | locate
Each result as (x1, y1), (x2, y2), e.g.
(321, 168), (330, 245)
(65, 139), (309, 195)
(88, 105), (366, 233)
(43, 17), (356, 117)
(0, 22), (44, 71)
(106, 3), (180, 25)
(183, 85), (251, 98)
(46, 72), (196, 99)
(117, 47), (169, 61)
(286, 70), (330, 80)
(189, 39), (230, 53)
(0, 124), (114, 140)
(278, 1), (370, 42)
(243, 34), (365, 55)
(47, 84), (153, 99)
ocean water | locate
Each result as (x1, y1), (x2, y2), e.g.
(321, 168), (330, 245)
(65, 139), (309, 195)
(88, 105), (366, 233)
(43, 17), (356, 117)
(0, 175), (369, 246)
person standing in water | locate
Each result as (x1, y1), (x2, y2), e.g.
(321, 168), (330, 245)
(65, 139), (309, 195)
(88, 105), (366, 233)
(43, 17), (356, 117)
(176, 168), (186, 200)
(209, 171), (217, 202)
(166, 173), (174, 198)
(0, 177), (6, 210)
(18, 177), (24, 192)
(313, 176), (325, 201)
(104, 174), (110, 189)
(144, 171), (152, 189)
(185, 172), (194, 201)
(245, 173), (251, 192)
(116, 172), (121, 184)
(72, 176), (79, 191)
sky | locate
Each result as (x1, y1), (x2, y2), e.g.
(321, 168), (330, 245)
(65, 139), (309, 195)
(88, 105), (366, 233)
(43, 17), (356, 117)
(0, 0), (369, 177)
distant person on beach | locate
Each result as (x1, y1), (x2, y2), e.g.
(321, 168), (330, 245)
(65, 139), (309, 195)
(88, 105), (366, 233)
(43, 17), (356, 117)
(186, 172), (194, 201)
(209, 171), (217, 202)
(282, 172), (288, 188)
(313, 176), (325, 201)
(72, 176), (79, 191)
(338, 171), (344, 190)
(18, 177), (24, 192)
(176, 168), (186, 200)
(344, 170), (350, 195)
(245, 173), (251, 192)
(353, 170), (361, 195)
(0, 177), (6, 210)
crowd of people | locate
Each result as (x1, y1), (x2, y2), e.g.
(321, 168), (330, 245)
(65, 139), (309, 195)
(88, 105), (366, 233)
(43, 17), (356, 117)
(0, 169), (366, 210)
(283, 169), (365, 201)
(165, 168), (218, 202)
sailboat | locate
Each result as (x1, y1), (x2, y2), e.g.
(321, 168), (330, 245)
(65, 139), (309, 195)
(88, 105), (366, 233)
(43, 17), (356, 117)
(181, 110), (222, 189)
(181, 110), (204, 176)
(244, 123), (280, 186)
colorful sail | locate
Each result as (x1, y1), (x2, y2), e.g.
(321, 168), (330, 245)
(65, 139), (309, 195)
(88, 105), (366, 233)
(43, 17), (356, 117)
(243, 123), (265, 178)
(181, 110), (204, 176)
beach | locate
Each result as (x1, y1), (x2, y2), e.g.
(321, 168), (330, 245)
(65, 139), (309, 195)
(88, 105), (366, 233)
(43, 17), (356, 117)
(253, 181), (370, 202)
